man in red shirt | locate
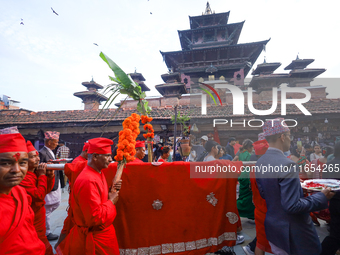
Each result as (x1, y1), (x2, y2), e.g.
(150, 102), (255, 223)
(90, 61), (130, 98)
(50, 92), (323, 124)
(72, 142), (89, 164)
(0, 128), (45, 254)
(132, 140), (145, 163)
(57, 138), (121, 255)
(20, 141), (55, 255)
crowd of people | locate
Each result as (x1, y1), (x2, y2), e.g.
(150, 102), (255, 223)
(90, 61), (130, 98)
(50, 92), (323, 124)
(0, 118), (339, 255)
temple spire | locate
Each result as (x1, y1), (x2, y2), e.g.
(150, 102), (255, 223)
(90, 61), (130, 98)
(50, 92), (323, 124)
(204, 2), (212, 15)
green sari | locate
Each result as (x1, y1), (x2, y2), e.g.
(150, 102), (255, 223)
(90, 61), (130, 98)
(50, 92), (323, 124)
(236, 150), (255, 219)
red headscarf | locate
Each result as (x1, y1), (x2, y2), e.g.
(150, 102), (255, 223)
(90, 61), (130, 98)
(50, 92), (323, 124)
(135, 140), (145, 148)
(88, 138), (113, 154)
(26, 141), (37, 153)
(0, 133), (28, 153)
(83, 142), (89, 151)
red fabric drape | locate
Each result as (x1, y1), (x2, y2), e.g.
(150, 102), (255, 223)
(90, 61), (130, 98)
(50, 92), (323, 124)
(102, 160), (242, 254)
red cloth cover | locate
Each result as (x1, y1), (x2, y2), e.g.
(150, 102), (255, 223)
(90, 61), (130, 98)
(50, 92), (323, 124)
(102, 160), (242, 254)
(0, 186), (45, 254)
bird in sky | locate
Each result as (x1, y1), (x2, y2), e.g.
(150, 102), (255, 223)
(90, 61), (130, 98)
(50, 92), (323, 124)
(20, 19), (24, 25)
(51, 7), (59, 16)
(150, 12), (152, 14)
(93, 43), (98, 46)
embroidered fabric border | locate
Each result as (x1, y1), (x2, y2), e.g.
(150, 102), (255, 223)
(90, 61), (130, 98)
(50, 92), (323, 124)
(120, 232), (236, 254)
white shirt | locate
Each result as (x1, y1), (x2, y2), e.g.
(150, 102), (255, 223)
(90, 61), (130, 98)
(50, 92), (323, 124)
(44, 146), (61, 205)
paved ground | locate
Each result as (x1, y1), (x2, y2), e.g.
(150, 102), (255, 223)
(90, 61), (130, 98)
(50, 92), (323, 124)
(48, 185), (330, 254)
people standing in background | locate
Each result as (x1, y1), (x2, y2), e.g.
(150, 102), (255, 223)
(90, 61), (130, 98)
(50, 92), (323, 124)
(39, 131), (62, 241)
(310, 144), (324, 161)
(56, 142), (70, 159)
(226, 137), (236, 159)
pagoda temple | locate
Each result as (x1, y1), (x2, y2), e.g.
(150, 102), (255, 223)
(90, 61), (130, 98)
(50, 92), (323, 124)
(160, 2), (269, 89)
(74, 79), (108, 110)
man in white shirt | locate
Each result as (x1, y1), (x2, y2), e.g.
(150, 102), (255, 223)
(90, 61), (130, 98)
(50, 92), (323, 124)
(39, 131), (61, 241)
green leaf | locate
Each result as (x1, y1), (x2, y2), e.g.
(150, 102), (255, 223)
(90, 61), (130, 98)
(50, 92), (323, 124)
(109, 76), (121, 83)
(137, 102), (143, 113)
(120, 89), (129, 95)
(140, 92), (146, 99)
(100, 52), (133, 89)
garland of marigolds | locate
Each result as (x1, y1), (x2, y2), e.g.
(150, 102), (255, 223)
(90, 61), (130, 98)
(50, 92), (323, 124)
(115, 113), (141, 164)
(141, 115), (154, 139)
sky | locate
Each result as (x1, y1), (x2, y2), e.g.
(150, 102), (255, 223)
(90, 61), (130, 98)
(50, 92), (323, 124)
(0, 0), (339, 112)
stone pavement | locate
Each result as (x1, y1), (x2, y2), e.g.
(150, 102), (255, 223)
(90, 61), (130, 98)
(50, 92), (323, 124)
(48, 185), (330, 254)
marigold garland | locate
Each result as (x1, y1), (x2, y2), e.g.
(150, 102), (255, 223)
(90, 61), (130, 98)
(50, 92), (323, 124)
(115, 113), (141, 163)
(142, 115), (154, 139)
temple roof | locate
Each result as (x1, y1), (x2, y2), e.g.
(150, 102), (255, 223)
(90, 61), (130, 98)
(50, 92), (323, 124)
(81, 79), (103, 90)
(128, 72), (150, 92)
(289, 68), (326, 79)
(160, 39), (270, 78)
(189, 12), (230, 29)
(284, 59), (314, 70)
(73, 91), (108, 101)
(178, 21), (244, 50)
(1, 99), (339, 126)
(252, 62), (282, 75)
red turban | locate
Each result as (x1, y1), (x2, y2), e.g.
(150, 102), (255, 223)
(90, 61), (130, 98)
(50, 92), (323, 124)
(83, 142), (89, 151)
(26, 141), (37, 153)
(0, 133), (28, 154)
(253, 139), (269, 156)
(88, 138), (113, 154)
(135, 140), (145, 148)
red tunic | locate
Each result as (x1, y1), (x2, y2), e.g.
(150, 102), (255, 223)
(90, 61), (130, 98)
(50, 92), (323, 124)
(61, 160), (87, 236)
(250, 171), (272, 253)
(72, 155), (87, 165)
(58, 166), (119, 255)
(20, 171), (55, 255)
(0, 186), (45, 254)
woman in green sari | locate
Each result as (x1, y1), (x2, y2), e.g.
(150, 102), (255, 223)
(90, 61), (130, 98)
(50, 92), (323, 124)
(237, 139), (255, 219)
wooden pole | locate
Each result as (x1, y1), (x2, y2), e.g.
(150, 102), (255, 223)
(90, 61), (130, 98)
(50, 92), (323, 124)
(147, 138), (153, 162)
(112, 163), (125, 189)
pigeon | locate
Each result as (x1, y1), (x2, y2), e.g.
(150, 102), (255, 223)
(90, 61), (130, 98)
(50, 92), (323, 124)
(20, 18), (24, 25)
(93, 43), (98, 46)
(51, 7), (59, 16)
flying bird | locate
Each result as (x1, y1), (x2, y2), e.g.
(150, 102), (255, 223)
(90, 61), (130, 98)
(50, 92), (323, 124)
(150, 12), (152, 14)
(51, 7), (59, 16)
(93, 43), (98, 46)
(20, 18), (24, 25)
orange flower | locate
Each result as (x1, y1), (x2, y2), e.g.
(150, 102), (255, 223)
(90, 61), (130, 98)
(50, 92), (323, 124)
(116, 113), (141, 163)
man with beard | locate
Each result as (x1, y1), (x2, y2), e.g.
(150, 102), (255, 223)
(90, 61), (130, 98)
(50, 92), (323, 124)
(0, 127), (45, 254)
(20, 141), (55, 255)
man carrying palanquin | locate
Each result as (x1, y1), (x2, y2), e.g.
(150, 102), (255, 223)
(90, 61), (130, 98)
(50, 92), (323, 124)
(0, 127), (45, 254)
(20, 140), (55, 255)
(58, 137), (121, 255)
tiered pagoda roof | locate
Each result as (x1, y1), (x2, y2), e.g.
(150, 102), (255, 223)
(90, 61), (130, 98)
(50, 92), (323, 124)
(160, 2), (269, 82)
